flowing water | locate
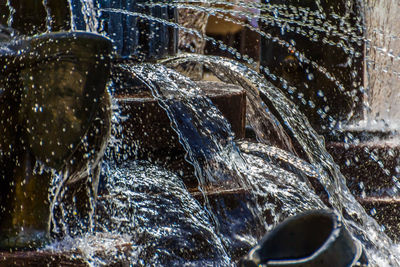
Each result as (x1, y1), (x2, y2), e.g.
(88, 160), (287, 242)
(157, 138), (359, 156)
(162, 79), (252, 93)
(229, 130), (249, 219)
(3, 0), (400, 266)
(162, 54), (400, 264)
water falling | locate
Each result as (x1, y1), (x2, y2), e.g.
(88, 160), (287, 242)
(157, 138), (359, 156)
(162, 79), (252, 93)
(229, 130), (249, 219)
(162, 53), (400, 265)
(44, 61), (339, 265)
(2, 0), (400, 266)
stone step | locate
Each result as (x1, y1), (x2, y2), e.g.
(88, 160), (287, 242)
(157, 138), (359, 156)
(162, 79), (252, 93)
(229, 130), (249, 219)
(358, 197), (400, 242)
(113, 80), (246, 187)
(326, 139), (400, 197)
(326, 134), (400, 242)
(0, 251), (87, 266)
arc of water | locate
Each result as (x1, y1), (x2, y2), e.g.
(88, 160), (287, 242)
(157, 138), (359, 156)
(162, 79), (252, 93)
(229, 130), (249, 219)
(162, 53), (400, 266)
(100, 6), (353, 102)
(149, 0), (364, 45)
(125, 2), (364, 127)
(67, 0), (78, 31)
(133, 3), (400, 185)
(116, 62), (293, 260)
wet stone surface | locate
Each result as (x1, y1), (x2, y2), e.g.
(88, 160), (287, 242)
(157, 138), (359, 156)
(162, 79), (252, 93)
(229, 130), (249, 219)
(260, 0), (364, 133)
(360, 197), (400, 242)
(326, 131), (400, 241)
(112, 79), (246, 187)
(327, 139), (400, 197)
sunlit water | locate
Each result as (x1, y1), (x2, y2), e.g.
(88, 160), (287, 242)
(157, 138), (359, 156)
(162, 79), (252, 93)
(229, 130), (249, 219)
(45, 58), (399, 265)
(2, 0), (400, 266)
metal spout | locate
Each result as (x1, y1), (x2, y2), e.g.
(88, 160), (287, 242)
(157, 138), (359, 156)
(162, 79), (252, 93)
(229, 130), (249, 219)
(0, 31), (112, 249)
(239, 210), (368, 267)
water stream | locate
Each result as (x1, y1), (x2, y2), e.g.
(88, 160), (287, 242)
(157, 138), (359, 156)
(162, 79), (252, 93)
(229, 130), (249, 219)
(162, 53), (400, 265)
(45, 56), (400, 265)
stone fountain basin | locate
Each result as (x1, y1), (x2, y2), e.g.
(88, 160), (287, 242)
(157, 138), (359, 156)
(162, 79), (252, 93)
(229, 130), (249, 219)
(115, 80), (246, 142)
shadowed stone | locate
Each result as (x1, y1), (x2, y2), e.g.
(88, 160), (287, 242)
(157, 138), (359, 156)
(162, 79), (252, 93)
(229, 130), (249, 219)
(0, 31), (112, 249)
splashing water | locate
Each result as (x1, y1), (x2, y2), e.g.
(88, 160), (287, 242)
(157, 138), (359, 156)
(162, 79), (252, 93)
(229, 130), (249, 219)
(162, 53), (400, 265)
(43, 61), (341, 265)
(2, 0), (400, 266)
(44, 54), (398, 265)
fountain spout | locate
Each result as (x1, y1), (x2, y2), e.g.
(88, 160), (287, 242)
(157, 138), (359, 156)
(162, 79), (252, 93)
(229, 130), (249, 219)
(239, 210), (368, 267)
(0, 15), (112, 249)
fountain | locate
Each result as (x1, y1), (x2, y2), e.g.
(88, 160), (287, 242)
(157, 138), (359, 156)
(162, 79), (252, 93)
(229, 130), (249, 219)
(0, 21), (112, 251)
(1, 0), (400, 266)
